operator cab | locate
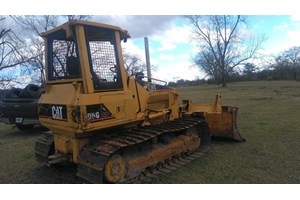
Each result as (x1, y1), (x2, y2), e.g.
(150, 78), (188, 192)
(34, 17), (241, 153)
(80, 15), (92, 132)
(43, 20), (130, 92)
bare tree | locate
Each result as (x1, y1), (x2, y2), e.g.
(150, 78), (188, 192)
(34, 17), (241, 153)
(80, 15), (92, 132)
(10, 15), (62, 84)
(0, 17), (32, 71)
(269, 46), (300, 80)
(0, 15), (94, 88)
(187, 15), (266, 87)
(281, 46), (300, 80)
(10, 15), (92, 85)
(194, 50), (221, 82)
(66, 15), (91, 21)
(123, 51), (146, 75)
(0, 16), (37, 88)
(122, 50), (158, 78)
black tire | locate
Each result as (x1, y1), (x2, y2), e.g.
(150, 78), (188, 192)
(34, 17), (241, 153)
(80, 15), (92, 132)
(36, 87), (45, 97)
(16, 124), (34, 131)
(19, 84), (41, 99)
(5, 88), (22, 98)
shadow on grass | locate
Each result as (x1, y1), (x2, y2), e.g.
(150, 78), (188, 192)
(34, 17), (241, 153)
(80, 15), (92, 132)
(0, 125), (48, 138)
(17, 163), (86, 184)
(211, 136), (245, 145)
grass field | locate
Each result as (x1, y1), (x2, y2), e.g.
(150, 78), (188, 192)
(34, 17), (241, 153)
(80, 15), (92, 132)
(1, 80), (300, 184)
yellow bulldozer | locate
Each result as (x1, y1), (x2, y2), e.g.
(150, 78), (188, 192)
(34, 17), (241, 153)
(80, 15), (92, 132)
(34, 20), (244, 183)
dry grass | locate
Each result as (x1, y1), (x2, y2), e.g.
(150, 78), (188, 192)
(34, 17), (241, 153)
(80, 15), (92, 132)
(153, 80), (300, 183)
(1, 80), (300, 183)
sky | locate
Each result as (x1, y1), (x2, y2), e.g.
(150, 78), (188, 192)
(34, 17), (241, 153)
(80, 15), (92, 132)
(91, 15), (300, 82)
(93, 16), (200, 82)
(2, 0), (300, 84)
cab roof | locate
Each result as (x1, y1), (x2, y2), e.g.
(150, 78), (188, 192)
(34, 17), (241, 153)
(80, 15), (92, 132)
(41, 20), (131, 40)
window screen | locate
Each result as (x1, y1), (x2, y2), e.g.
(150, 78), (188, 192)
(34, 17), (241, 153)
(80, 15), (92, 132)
(85, 27), (123, 90)
(48, 31), (81, 81)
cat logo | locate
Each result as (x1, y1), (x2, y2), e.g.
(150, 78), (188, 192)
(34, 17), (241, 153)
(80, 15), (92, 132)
(52, 106), (63, 119)
(39, 104), (67, 121)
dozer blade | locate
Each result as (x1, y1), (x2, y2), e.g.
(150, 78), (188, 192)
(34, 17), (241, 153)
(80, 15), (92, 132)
(205, 106), (245, 142)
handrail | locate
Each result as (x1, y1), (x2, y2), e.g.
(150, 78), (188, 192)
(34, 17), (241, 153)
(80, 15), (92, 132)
(136, 75), (167, 86)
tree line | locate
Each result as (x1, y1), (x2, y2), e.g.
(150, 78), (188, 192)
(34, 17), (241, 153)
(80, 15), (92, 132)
(1, 15), (299, 90)
(168, 16), (299, 87)
(168, 46), (300, 87)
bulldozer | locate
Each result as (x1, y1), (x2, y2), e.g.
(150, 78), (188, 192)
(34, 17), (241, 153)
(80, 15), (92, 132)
(34, 20), (244, 183)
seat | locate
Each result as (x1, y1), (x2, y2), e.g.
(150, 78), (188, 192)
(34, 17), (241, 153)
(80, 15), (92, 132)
(66, 56), (80, 77)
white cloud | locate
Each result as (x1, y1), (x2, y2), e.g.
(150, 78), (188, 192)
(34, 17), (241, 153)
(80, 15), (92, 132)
(121, 39), (159, 66)
(152, 61), (205, 82)
(92, 15), (179, 38)
(122, 40), (145, 57)
(156, 41), (176, 52)
(118, 18), (202, 82)
(177, 54), (190, 61)
(152, 24), (193, 52)
(287, 30), (300, 46)
(260, 31), (300, 57)
(159, 54), (176, 61)
(273, 22), (289, 32)
(290, 15), (300, 21)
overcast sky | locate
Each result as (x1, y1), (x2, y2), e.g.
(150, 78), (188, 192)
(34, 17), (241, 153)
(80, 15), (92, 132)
(93, 15), (179, 38)
(2, 0), (300, 83)
(91, 15), (200, 82)
(88, 15), (300, 82)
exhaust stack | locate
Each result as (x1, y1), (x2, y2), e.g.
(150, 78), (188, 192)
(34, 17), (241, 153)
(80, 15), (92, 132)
(144, 37), (151, 82)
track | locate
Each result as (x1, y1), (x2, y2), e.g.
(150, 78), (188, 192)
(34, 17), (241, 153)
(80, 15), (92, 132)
(34, 131), (54, 165)
(128, 148), (208, 184)
(76, 117), (210, 183)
